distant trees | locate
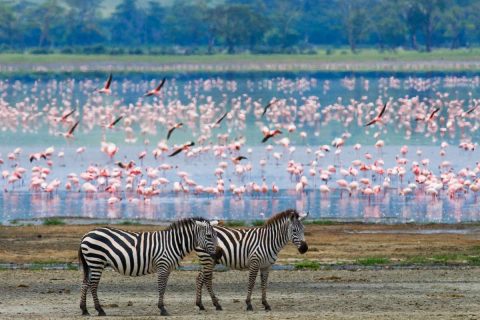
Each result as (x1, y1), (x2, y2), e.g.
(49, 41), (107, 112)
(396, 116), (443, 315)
(370, 1), (406, 50)
(144, 1), (166, 45)
(63, 0), (105, 46)
(208, 4), (267, 53)
(33, 0), (65, 47)
(110, 0), (144, 45)
(338, 0), (370, 52)
(0, 0), (479, 53)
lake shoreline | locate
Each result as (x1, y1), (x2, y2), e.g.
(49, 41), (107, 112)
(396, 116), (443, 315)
(3, 51), (480, 73)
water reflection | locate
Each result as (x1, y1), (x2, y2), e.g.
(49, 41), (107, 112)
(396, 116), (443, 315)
(2, 190), (480, 224)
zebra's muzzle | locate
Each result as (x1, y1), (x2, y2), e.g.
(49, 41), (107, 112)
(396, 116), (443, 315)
(298, 241), (308, 254)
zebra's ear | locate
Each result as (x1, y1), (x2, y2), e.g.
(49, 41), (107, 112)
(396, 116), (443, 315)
(210, 220), (219, 226)
(298, 211), (309, 221)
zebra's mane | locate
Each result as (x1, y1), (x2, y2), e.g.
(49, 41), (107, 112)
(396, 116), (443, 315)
(166, 217), (210, 230)
(264, 209), (299, 226)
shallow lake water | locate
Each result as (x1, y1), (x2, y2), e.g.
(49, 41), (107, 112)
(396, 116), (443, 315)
(1, 71), (480, 224)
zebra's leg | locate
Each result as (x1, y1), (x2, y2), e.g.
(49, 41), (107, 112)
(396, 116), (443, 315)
(195, 271), (206, 310)
(89, 268), (106, 316)
(204, 268), (222, 310)
(79, 275), (90, 316)
(260, 267), (271, 311)
(245, 261), (260, 311)
(157, 266), (172, 316)
(79, 248), (90, 316)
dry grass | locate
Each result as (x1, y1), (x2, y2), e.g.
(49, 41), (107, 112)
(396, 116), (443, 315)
(1, 223), (480, 265)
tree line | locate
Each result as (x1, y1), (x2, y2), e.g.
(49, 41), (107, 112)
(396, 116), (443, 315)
(0, 0), (479, 54)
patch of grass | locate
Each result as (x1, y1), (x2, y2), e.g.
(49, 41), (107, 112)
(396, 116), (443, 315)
(431, 253), (460, 264)
(66, 263), (79, 270)
(400, 253), (480, 266)
(29, 264), (45, 271)
(42, 218), (65, 226)
(304, 220), (336, 225)
(357, 257), (391, 266)
(32, 259), (63, 265)
(2, 48), (480, 73)
(466, 256), (480, 266)
(29, 261), (78, 270)
(251, 220), (264, 227)
(294, 259), (320, 270)
(119, 220), (142, 226)
(224, 220), (246, 227)
(400, 256), (429, 265)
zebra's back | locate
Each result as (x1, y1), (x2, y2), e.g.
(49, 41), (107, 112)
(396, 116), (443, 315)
(212, 226), (263, 269)
(80, 227), (162, 276)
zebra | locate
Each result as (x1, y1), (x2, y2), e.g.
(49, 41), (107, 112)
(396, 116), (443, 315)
(78, 217), (222, 316)
(195, 209), (308, 311)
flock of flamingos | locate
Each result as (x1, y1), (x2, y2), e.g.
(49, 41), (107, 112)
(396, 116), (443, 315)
(1, 73), (480, 214)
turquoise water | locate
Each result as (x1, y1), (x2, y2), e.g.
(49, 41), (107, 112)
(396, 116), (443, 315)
(1, 72), (479, 146)
(1, 71), (480, 224)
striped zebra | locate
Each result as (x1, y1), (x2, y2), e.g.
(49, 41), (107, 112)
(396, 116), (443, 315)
(78, 218), (221, 316)
(195, 209), (308, 311)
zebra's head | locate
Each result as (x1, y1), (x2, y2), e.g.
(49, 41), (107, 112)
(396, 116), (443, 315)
(289, 211), (309, 254)
(194, 220), (222, 259)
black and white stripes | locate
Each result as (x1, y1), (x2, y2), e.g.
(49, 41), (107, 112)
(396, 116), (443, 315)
(78, 218), (220, 316)
(195, 209), (308, 311)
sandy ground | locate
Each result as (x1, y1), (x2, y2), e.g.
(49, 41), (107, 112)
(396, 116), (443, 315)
(2, 224), (480, 264)
(1, 268), (480, 319)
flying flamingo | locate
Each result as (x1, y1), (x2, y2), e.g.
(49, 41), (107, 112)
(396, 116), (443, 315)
(95, 73), (113, 95)
(61, 121), (80, 140)
(144, 77), (166, 97)
(166, 122), (183, 140)
(365, 102), (387, 126)
(261, 99), (279, 117)
(262, 129), (282, 143)
(168, 141), (195, 157)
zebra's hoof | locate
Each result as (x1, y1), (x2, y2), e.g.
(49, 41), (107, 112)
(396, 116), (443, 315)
(196, 303), (205, 311)
(264, 305), (271, 311)
(160, 308), (169, 316)
(215, 305), (223, 311)
(97, 310), (106, 317)
(81, 310), (90, 316)
(246, 304), (253, 311)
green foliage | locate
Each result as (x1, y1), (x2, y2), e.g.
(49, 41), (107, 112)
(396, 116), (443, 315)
(0, 0), (478, 53)
(400, 256), (429, 265)
(294, 260), (320, 270)
(251, 220), (264, 227)
(466, 256), (480, 266)
(225, 220), (247, 227)
(119, 220), (142, 226)
(43, 218), (65, 226)
(431, 253), (461, 264)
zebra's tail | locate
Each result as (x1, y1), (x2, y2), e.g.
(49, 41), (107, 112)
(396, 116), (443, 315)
(78, 246), (89, 280)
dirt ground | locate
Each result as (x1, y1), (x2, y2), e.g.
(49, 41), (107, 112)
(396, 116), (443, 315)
(2, 224), (480, 319)
(1, 223), (480, 264)
(1, 268), (480, 319)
